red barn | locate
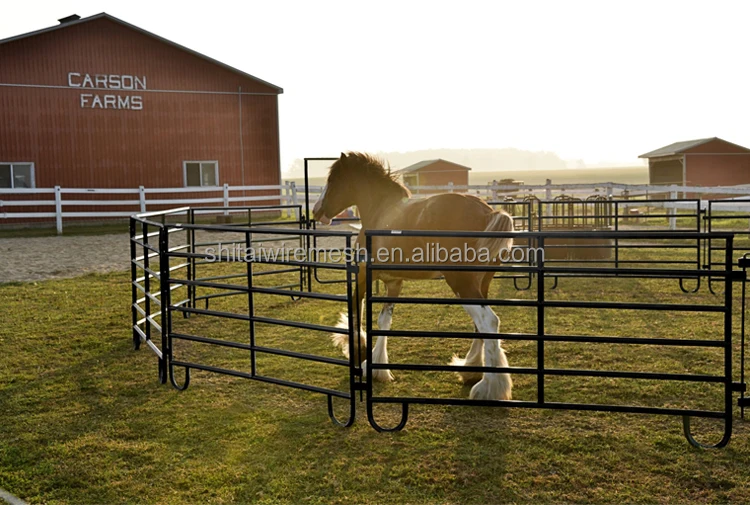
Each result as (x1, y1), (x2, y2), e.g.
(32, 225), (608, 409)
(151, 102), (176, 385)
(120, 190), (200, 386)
(398, 159), (471, 194)
(0, 13), (282, 192)
(639, 137), (750, 188)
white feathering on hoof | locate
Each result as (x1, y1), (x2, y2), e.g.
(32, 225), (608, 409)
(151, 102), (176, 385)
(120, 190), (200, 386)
(449, 354), (484, 385)
(330, 312), (367, 365)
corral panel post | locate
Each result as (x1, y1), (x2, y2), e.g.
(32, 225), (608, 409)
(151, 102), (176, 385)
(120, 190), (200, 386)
(537, 235), (545, 405)
(159, 225), (170, 384)
(139, 186), (146, 213)
(245, 229), (256, 377)
(223, 183), (230, 216)
(544, 179), (552, 217)
(669, 190), (678, 230)
(54, 186), (63, 234)
(722, 235), (734, 443)
(130, 218), (140, 350)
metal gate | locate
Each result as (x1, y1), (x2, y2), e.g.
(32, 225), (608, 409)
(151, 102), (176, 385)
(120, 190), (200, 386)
(132, 207), (750, 448)
(131, 207), (364, 426)
(363, 229), (745, 448)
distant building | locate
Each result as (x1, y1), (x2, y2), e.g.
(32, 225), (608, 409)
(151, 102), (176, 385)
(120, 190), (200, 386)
(639, 138), (750, 188)
(398, 159), (471, 194)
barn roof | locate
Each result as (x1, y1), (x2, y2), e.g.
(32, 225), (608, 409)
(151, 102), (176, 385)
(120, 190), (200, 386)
(638, 137), (750, 158)
(0, 12), (283, 93)
(398, 159), (472, 174)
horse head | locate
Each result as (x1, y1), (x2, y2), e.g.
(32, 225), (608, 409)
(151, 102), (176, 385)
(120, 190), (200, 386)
(312, 152), (356, 225)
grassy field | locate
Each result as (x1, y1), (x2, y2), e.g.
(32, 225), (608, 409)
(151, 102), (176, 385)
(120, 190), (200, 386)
(2, 241), (750, 504)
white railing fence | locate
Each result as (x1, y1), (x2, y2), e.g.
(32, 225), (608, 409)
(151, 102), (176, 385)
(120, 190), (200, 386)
(2, 180), (750, 233)
(0, 183), (300, 234)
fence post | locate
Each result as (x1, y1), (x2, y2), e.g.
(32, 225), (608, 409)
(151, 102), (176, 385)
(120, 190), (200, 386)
(290, 181), (299, 221)
(669, 189), (677, 230)
(282, 181), (290, 217)
(606, 185), (613, 199)
(55, 186), (63, 234)
(491, 180), (498, 201)
(223, 183), (229, 216)
(544, 179), (552, 217)
(139, 186), (146, 213)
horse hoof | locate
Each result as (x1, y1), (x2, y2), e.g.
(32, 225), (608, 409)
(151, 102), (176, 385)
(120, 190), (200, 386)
(362, 361), (394, 382)
(372, 368), (394, 382)
(469, 375), (512, 401)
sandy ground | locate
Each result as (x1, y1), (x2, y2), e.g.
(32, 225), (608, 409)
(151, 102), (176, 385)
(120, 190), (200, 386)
(0, 224), (358, 284)
(0, 233), (132, 283)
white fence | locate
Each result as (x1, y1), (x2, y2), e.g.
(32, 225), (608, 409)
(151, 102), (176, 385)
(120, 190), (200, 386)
(3, 180), (750, 233)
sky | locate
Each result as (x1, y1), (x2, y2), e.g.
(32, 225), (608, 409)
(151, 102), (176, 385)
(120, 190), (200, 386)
(3, 0), (749, 172)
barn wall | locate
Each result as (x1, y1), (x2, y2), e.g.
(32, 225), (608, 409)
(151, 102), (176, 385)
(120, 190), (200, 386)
(686, 155), (750, 186)
(413, 171), (469, 194)
(405, 160), (471, 194)
(0, 17), (281, 190)
(420, 171), (469, 187)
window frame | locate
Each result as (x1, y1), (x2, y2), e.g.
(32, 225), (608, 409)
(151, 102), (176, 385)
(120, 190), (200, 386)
(182, 160), (219, 188)
(0, 162), (36, 189)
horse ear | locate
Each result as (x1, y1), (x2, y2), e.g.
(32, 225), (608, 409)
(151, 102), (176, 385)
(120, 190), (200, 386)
(340, 152), (347, 159)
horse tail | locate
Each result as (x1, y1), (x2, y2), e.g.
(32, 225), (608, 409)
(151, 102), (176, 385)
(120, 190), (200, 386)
(331, 312), (367, 365)
(476, 210), (514, 260)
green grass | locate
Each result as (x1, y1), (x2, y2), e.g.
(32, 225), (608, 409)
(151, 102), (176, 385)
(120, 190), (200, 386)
(2, 246), (750, 503)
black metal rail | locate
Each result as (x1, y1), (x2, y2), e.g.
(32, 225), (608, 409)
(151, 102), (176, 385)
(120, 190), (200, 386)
(130, 205), (750, 448)
(364, 229), (744, 448)
(158, 219), (362, 427)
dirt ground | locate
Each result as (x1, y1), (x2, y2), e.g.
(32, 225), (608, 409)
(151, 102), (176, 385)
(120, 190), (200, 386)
(0, 224), (358, 284)
(0, 233), (132, 283)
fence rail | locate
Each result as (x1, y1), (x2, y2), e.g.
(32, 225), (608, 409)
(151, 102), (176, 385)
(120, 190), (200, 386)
(3, 180), (750, 233)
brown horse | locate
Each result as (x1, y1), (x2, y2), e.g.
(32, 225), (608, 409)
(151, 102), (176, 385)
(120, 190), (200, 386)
(313, 152), (514, 401)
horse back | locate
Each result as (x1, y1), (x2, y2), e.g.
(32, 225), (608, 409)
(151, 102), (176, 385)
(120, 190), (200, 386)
(400, 193), (494, 232)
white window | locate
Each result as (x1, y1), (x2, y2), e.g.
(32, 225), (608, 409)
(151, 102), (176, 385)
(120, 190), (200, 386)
(183, 161), (219, 187)
(0, 163), (35, 188)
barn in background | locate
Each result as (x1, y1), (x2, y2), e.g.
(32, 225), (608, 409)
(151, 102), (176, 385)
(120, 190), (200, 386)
(0, 13), (282, 191)
(398, 159), (471, 194)
(639, 138), (750, 187)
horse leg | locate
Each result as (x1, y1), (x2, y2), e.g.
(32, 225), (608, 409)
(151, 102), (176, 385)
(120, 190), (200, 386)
(367, 279), (401, 382)
(450, 337), (484, 385)
(462, 303), (512, 401)
(449, 272), (495, 385)
(445, 272), (511, 401)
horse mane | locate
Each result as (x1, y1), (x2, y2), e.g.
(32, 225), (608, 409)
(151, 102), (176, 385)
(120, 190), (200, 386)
(332, 152), (411, 198)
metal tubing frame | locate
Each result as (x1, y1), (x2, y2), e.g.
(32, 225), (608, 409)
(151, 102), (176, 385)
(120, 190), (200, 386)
(363, 228), (743, 447)
(533, 199), (703, 291)
(159, 217), (359, 426)
(131, 205), (749, 447)
(187, 204), (306, 308)
(130, 207), (193, 383)
(705, 200), (750, 294)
